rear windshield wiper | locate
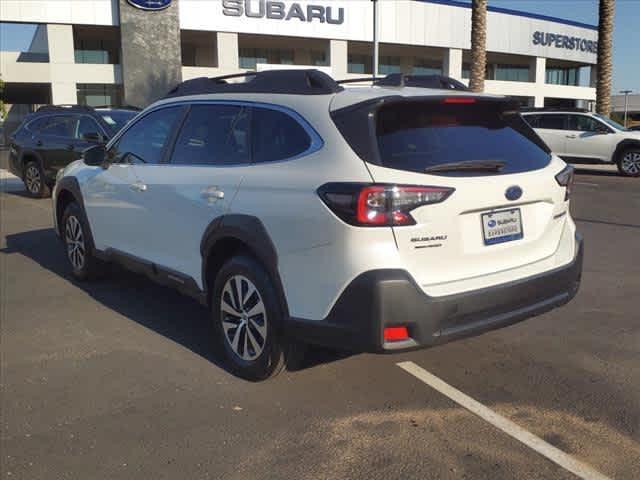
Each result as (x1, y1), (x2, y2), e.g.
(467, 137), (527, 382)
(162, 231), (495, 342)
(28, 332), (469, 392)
(424, 160), (506, 173)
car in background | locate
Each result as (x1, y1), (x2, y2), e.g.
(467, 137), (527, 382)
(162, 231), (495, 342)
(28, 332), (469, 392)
(8, 105), (139, 197)
(629, 125), (640, 132)
(522, 108), (640, 177)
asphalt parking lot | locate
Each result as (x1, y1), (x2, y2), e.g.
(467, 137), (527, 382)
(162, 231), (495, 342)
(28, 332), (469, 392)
(1, 165), (638, 480)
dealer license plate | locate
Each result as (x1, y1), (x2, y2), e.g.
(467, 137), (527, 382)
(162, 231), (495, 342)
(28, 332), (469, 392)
(482, 209), (523, 246)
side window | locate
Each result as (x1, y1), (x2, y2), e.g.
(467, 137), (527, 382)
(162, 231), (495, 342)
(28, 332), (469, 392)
(110, 107), (182, 164)
(252, 107), (312, 163)
(76, 116), (103, 139)
(568, 115), (608, 133)
(41, 115), (76, 137)
(170, 104), (250, 166)
(27, 117), (51, 133)
(523, 115), (540, 128)
(537, 114), (567, 130)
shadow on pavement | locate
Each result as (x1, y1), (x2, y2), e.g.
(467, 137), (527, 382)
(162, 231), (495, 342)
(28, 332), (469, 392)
(1, 228), (353, 378)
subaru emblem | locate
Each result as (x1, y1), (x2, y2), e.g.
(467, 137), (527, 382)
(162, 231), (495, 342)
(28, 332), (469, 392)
(505, 186), (523, 201)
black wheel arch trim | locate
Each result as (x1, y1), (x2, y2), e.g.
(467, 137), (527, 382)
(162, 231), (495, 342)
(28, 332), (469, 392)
(19, 150), (45, 176)
(200, 214), (288, 316)
(613, 139), (640, 162)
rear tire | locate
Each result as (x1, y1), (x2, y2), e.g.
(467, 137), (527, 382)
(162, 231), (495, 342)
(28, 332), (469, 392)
(23, 161), (51, 198)
(617, 148), (640, 177)
(61, 202), (103, 281)
(212, 255), (286, 381)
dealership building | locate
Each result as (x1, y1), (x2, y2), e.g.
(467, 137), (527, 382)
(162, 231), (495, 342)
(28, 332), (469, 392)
(1, 0), (599, 117)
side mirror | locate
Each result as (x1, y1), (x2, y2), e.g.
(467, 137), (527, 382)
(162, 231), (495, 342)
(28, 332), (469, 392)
(82, 132), (103, 142)
(83, 144), (108, 168)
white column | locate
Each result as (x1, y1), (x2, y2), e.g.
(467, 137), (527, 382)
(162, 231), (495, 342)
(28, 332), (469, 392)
(47, 24), (78, 104)
(531, 57), (546, 108)
(217, 32), (239, 72)
(443, 48), (462, 79)
(330, 40), (348, 79)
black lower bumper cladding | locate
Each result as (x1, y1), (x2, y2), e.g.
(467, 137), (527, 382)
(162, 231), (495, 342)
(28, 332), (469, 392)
(287, 235), (584, 353)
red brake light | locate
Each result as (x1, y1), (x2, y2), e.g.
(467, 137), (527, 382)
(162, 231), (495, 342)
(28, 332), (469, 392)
(442, 97), (477, 104)
(384, 326), (409, 342)
(319, 183), (454, 227)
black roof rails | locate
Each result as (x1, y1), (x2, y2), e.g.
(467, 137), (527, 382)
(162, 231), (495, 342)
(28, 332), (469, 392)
(520, 107), (589, 113)
(37, 104), (95, 113)
(164, 69), (344, 98)
(373, 73), (469, 91)
(92, 104), (142, 111)
(336, 77), (380, 85)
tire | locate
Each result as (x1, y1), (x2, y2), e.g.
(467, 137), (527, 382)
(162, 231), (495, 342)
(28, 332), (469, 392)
(23, 161), (51, 198)
(212, 255), (286, 381)
(61, 202), (103, 281)
(617, 148), (640, 177)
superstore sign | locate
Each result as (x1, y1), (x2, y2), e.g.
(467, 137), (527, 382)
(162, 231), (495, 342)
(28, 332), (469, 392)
(533, 31), (598, 54)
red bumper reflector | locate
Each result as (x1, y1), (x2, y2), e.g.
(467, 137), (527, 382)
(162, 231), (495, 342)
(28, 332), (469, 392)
(384, 326), (409, 342)
(442, 97), (476, 104)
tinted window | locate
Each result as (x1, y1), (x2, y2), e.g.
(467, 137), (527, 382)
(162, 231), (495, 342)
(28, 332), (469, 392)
(110, 107), (182, 164)
(252, 108), (311, 163)
(375, 102), (551, 175)
(27, 117), (51, 133)
(568, 115), (608, 132)
(41, 116), (75, 137)
(76, 116), (102, 139)
(536, 114), (567, 130)
(171, 105), (249, 166)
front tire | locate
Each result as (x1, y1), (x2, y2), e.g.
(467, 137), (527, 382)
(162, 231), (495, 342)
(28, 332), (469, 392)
(24, 161), (51, 198)
(61, 203), (103, 281)
(212, 255), (286, 381)
(617, 148), (640, 177)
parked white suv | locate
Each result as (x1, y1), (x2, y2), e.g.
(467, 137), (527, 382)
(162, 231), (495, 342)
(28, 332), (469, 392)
(522, 108), (640, 177)
(53, 70), (583, 380)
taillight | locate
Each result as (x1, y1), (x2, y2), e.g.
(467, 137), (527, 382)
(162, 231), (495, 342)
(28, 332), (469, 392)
(318, 183), (454, 227)
(555, 165), (574, 201)
(442, 97), (476, 104)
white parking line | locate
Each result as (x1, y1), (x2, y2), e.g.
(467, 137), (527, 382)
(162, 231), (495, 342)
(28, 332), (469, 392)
(397, 361), (611, 480)
(575, 182), (600, 187)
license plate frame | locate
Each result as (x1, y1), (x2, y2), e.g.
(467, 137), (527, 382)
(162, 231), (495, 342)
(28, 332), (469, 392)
(481, 208), (524, 246)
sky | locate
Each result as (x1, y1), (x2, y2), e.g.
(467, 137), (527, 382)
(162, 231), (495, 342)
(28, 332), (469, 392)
(1, 0), (638, 92)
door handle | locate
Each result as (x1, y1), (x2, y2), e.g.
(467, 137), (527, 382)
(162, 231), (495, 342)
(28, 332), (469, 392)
(565, 135), (577, 139)
(201, 186), (225, 201)
(129, 181), (147, 192)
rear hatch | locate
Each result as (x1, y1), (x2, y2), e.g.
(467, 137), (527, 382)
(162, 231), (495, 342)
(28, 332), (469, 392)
(331, 95), (570, 292)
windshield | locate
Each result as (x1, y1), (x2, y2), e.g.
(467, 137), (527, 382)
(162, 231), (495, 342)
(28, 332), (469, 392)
(100, 110), (137, 134)
(594, 113), (628, 131)
(374, 102), (551, 175)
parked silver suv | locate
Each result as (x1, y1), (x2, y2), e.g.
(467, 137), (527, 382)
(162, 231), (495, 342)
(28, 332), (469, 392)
(522, 108), (640, 177)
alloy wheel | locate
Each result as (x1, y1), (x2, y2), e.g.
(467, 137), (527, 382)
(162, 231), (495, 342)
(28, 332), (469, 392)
(220, 275), (267, 361)
(621, 152), (640, 175)
(25, 165), (41, 194)
(65, 216), (86, 270)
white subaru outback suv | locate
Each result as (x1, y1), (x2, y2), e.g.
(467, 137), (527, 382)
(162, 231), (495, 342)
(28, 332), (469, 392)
(53, 70), (583, 380)
(522, 108), (640, 177)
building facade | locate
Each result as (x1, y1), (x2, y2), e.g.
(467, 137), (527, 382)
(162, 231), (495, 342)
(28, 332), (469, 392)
(1, 0), (598, 114)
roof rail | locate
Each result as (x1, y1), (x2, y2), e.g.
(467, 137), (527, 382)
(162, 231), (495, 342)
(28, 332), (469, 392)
(373, 73), (469, 91)
(520, 107), (589, 113)
(92, 104), (142, 111)
(336, 77), (380, 85)
(37, 104), (95, 112)
(164, 69), (344, 98)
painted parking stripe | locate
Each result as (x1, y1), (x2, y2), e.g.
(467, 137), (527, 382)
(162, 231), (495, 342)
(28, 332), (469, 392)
(575, 182), (599, 187)
(397, 361), (611, 480)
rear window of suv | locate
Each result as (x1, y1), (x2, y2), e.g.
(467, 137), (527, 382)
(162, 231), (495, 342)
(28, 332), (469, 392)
(374, 102), (551, 175)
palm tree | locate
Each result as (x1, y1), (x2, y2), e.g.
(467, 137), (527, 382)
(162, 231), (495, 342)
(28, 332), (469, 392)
(596, 0), (615, 115)
(469, 0), (487, 92)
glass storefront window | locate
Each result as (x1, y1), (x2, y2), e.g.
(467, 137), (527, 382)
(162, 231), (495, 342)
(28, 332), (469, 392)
(379, 56), (401, 75)
(239, 48), (294, 69)
(76, 84), (123, 107)
(0, 22), (49, 62)
(546, 68), (580, 86)
(412, 58), (442, 76)
(348, 53), (372, 74)
(488, 65), (530, 82)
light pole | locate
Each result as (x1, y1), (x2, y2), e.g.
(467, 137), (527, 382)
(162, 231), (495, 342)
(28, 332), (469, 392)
(372, 0), (379, 79)
(620, 90), (632, 127)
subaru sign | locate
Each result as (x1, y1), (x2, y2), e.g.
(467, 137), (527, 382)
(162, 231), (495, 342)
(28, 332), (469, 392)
(223, 0), (345, 24)
(505, 186), (523, 201)
(127, 0), (172, 11)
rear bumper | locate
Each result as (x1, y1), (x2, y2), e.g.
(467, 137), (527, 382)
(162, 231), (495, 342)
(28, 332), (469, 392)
(286, 234), (583, 353)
